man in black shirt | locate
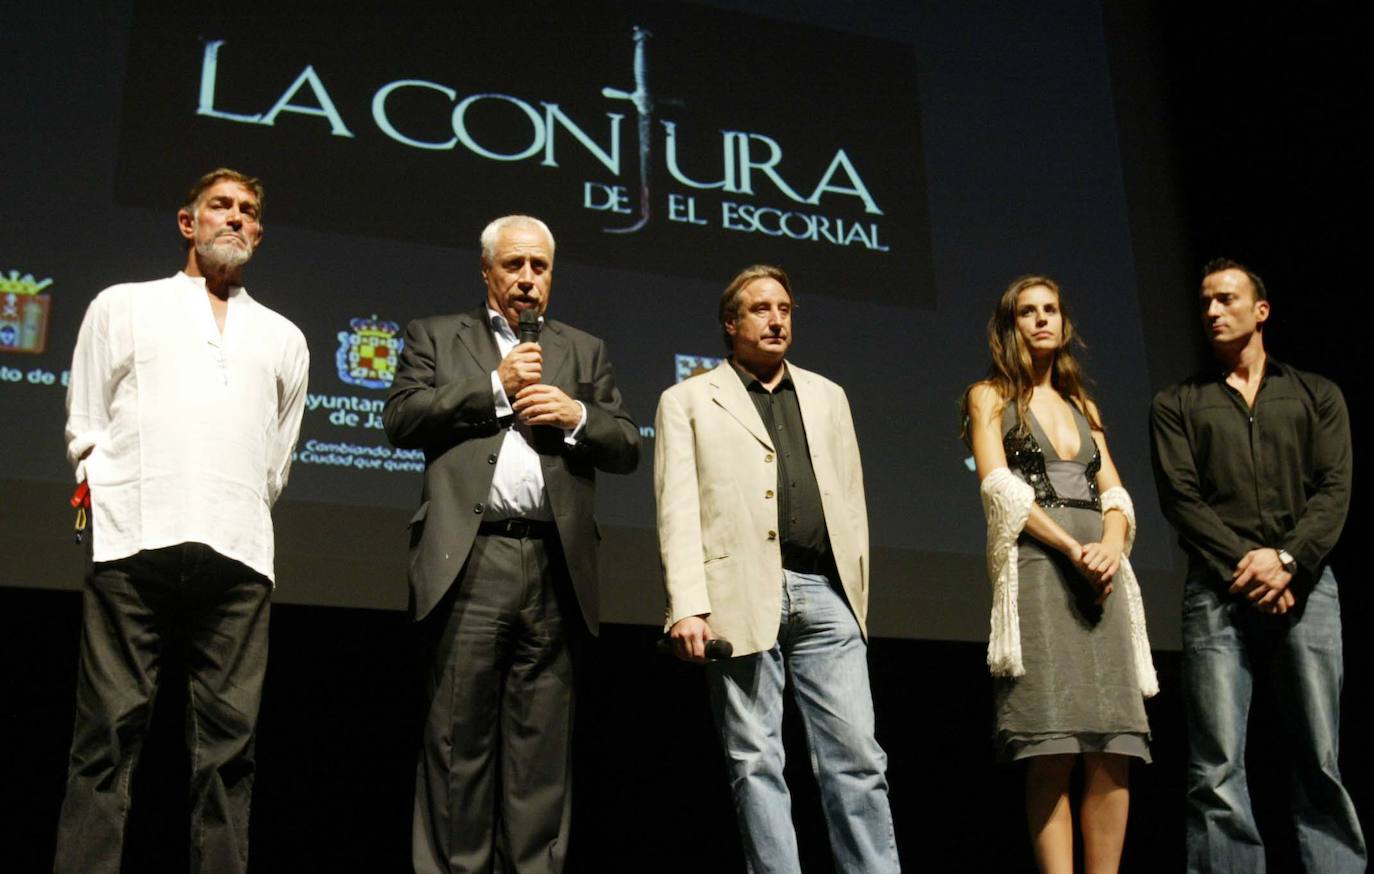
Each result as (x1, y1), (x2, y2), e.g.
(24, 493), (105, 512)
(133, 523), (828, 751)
(1151, 258), (1365, 873)
(654, 265), (899, 872)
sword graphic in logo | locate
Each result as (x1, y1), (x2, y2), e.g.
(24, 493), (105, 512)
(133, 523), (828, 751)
(600, 26), (654, 234)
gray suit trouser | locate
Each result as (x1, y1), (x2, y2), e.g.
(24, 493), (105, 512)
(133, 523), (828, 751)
(412, 530), (582, 874)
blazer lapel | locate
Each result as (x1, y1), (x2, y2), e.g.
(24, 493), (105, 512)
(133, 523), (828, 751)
(530, 321), (573, 459)
(539, 320), (570, 388)
(454, 305), (502, 373)
(709, 360), (774, 450)
(791, 366), (829, 447)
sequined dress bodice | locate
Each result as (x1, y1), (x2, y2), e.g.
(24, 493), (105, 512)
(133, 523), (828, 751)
(1001, 401), (1101, 511)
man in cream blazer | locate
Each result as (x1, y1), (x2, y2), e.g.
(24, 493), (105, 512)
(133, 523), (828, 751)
(654, 265), (900, 873)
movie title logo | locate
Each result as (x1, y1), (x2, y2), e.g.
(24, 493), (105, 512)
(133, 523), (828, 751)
(116, 2), (934, 306)
(196, 29), (888, 253)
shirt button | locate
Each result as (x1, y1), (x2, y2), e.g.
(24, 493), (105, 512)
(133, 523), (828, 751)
(487, 454), (497, 464)
(473, 503), (485, 514)
(767, 530), (778, 540)
(765, 453), (774, 463)
(765, 490), (774, 498)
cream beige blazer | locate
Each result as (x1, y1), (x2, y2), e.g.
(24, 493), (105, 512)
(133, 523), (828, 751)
(654, 360), (869, 656)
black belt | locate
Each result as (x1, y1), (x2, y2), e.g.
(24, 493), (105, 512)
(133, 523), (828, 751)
(477, 519), (556, 539)
(782, 549), (835, 577)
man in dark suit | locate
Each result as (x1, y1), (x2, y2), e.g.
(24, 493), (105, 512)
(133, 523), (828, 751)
(384, 215), (639, 873)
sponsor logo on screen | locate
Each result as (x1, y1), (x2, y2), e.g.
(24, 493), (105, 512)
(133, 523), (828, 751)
(675, 353), (724, 383)
(335, 315), (403, 390)
(0, 270), (54, 356)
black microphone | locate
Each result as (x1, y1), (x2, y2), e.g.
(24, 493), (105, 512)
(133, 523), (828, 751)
(518, 309), (541, 344)
(655, 636), (734, 661)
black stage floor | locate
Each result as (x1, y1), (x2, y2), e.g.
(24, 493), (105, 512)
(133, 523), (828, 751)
(4, 584), (1366, 872)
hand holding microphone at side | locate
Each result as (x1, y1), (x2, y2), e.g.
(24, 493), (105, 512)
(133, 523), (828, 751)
(662, 615), (734, 663)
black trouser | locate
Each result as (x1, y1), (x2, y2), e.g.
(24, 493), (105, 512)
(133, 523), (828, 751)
(412, 531), (584, 874)
(54, 543), (271, 874)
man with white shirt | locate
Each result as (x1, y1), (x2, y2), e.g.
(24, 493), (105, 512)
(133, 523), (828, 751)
(384, 215), (639, 873)
(55, 168), (309, 873)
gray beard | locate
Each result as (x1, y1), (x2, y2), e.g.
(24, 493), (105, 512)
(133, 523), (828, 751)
(196, 235), (253, 271)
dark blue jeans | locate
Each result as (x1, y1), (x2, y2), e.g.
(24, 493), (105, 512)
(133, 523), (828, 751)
(54, 543), (271, 874)
(1182, 567), (1366, 873)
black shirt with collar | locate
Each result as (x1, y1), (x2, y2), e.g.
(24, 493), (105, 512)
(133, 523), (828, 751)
(730, 359), (833, 575)
(1150, 357), (1351, 587)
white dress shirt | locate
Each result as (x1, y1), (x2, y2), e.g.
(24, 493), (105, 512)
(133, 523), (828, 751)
(485, 308), (585, 520)
(65, 272), (309, 581)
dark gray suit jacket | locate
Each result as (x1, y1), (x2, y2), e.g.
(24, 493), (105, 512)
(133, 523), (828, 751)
(383, 305), (639, 629)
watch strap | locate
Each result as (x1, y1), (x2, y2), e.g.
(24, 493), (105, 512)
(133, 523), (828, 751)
(1277, 548), (1297, 574)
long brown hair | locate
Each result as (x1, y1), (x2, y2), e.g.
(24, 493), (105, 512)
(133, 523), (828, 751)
(961, 275), (1102, 439)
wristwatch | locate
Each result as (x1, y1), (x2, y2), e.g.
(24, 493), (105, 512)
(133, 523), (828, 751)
(1276, 548), (1297, 575)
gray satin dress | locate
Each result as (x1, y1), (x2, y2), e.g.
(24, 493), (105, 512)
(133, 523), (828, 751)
(994, 403), (1150, 761)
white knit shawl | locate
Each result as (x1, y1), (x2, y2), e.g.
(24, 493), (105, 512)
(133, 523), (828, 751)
(980, 468), (1158, 697)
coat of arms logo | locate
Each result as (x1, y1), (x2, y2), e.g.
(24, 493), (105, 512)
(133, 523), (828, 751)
(0, 270), (55, 355)
(336, 315), (402, 389)
(675, 353), (723, 383)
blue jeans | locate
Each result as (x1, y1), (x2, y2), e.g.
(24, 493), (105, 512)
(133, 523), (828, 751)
(706, 569), (900, 874)
(1182, 567), (1366, 873)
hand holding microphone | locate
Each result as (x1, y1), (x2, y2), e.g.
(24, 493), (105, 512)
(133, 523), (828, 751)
(661, 615), (733, 663)
(656, 636), (734, 662)
(498, 309), (542, 396)
(504, 309), (582, 429)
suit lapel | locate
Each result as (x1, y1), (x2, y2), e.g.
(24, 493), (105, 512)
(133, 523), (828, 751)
(791, 366), (829, 448)
(709, 360), (774, 450)
(530, 320), (570, 458)
(454, 305), (502, 373)
(539, 320), (570, 388)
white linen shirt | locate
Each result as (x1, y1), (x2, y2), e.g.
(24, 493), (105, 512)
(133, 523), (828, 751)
(65, 272), (309, 582)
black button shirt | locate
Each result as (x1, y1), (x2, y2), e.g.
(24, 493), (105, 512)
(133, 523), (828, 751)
(1150, 358), (1351, 585)
(731, 360), (832, 573)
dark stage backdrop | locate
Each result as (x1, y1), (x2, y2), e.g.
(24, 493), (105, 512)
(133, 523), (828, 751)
(1, 0), (1188, 646)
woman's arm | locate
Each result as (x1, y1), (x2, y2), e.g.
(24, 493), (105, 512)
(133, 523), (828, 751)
(968, 384), (1083, 561)
(1081, 402), (1127, 591)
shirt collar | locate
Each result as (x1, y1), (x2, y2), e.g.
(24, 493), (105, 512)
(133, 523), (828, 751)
(487, 306), (544, 341)
(487, 308), (516, 344)
(730, 357), (792, 392)
(1212, 354), (1287, 383)
(176, 270), (244, 300)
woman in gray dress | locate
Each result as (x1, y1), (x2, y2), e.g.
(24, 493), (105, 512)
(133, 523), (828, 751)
(963, 275), (1151, 874)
